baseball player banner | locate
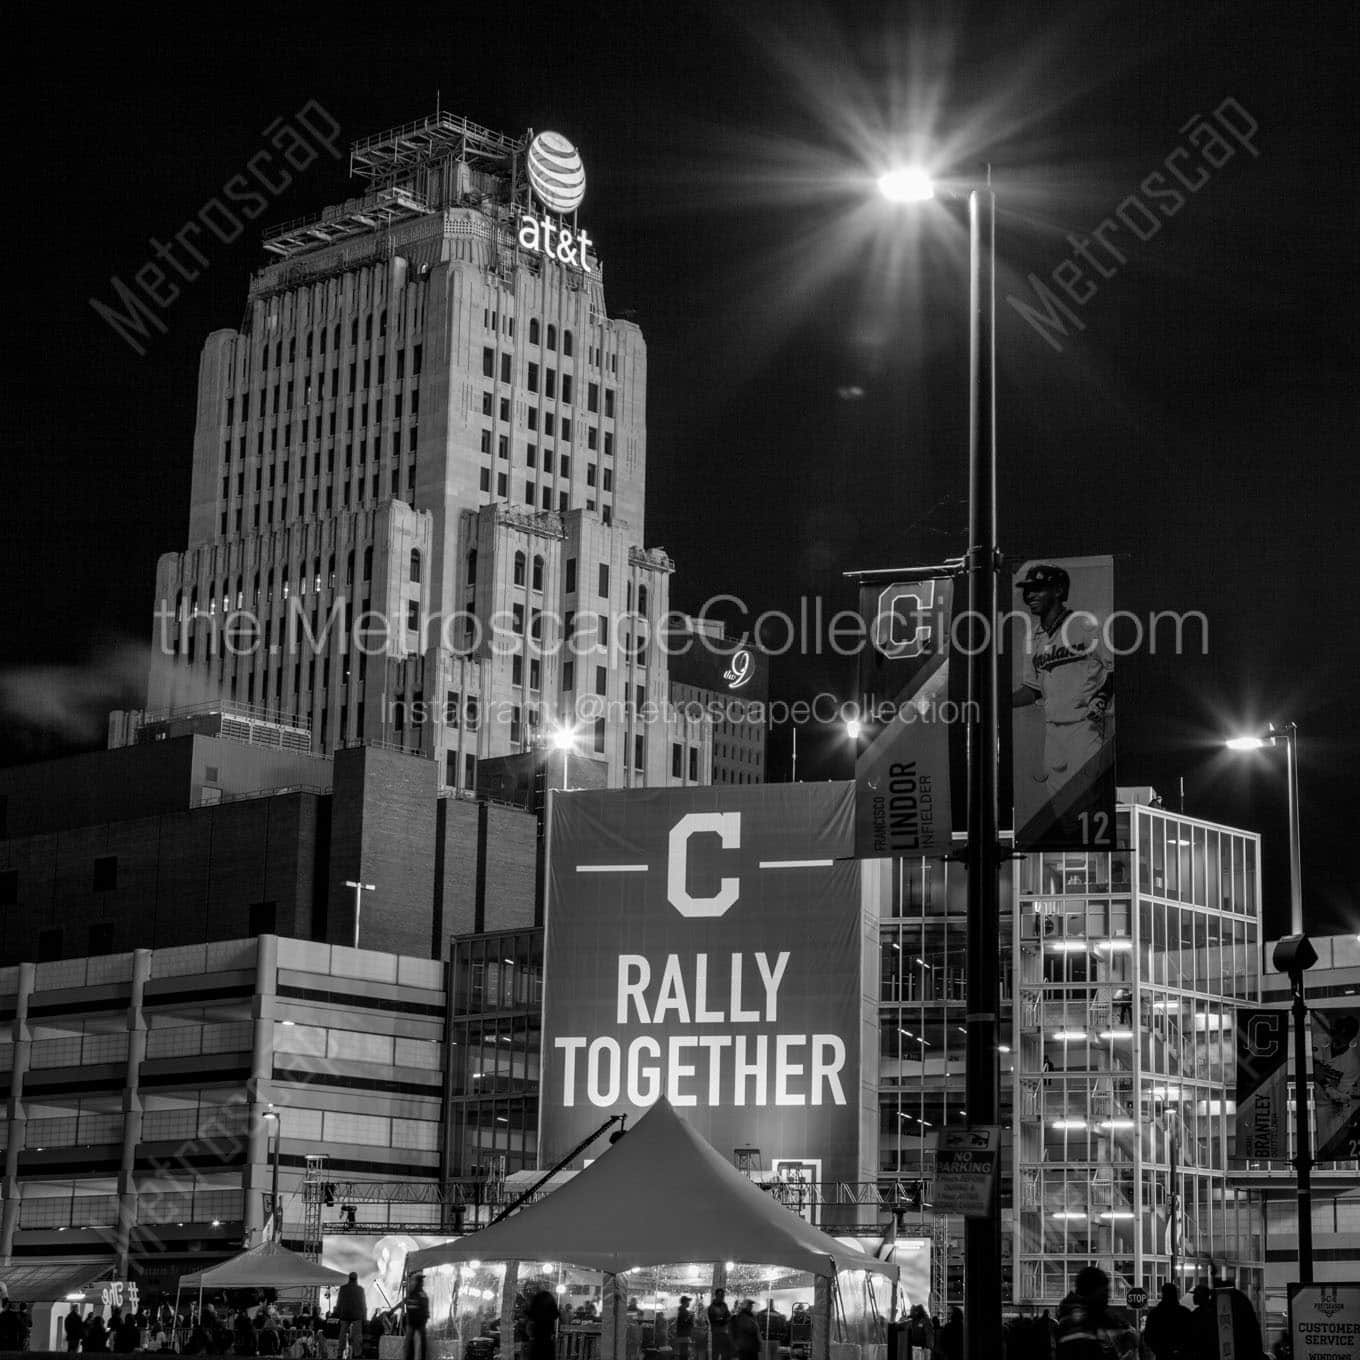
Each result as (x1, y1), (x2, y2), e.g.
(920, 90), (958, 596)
(1234, 1008), (1290, 1160)
(541, 783), (872, 1187)
(1311, 1007), (1360, 1160)
(1010, 556), (1116, 850)
(853, 577), (955, 858)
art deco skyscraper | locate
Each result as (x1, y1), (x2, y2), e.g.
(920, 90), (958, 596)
(148, 111), (705, 791)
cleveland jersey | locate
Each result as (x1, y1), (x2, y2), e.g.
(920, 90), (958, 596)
(1021, 610), (1112, 723)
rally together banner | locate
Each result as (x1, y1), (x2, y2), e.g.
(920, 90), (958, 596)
(854, 578), (954, 858)
(542, 784), (866, 1185)
(1011, 555), (1116, 850)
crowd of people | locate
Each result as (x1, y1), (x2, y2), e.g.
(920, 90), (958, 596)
(1, 1270), (1288, 1360)
(2, 1292), (412, 1356)
(667, 1271), (1278, 1360)
(1002, 1268), (1272, 1360)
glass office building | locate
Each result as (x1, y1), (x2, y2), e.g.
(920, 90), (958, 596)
(879, 792), (1265, 1314)
(444, 929), (544, 1180)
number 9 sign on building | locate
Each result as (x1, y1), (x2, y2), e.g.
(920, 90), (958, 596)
(540, 783), (875, 1187)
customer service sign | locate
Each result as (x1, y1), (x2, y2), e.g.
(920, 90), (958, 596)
(541, 784), (869, 1184)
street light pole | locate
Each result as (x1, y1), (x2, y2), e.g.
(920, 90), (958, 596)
(263, 1106), (281, 1243)
(963, 175), (1002, 1360)
(1277, 724), (1310, 1280)
(1228, 725), (1313, 1284)
(1273, 932), (1318, 1285)
(343, 880), (375, 950)
(876, 160), (1000, 1344)
(1290, 964), (1313, 1284)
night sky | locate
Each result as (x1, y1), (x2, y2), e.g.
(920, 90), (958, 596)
(5, 0), (1356, 938)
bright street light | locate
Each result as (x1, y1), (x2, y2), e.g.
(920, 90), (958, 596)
(544, 723), (578, 792)
(877, 166), (935, 202)
(845, 718), (863, 741)
(1224, 721), (1302, 934)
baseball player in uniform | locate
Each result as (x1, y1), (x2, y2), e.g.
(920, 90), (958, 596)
(1012, 564), (1113, 795)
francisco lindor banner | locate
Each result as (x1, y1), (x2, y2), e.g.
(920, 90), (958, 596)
(1011, 555), (1116, 850)
(1234, 1008), (1289, 1160)
(541, 783), (867, 1185)
(854, 577), (955, 858)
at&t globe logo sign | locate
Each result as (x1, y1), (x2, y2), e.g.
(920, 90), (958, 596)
(526, 131), (586, 213)
(519, 130), (594, 272)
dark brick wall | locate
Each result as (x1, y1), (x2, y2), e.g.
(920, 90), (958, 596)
(433, 797), (536, 951)
(437, 798), (482, 942)
(0, 741), (536, 967)
(483, 803), (537, 932)
(0, 735), (330, 837)
(0, 740), (194, 837)
(0, 793), (321, 965)
(327, 745), (437, 958)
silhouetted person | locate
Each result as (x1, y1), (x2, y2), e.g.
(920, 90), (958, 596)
(1188, 1285), (1216, 1360)
(113, 1306), (142, 1353)
(84, 1315), (110, 1353)
(235, 1311), (260, 1356)
(730, 1301), (761, 1360)
(673, 1297), (695, 1360)
(527, 1289), (560, 1360)
(936, 1308), (964, 1360)
(708, 1290), (732, 1360)
(1143, 1283), (1191, 1360)
(905, 1305), (934, 1360)
(65, 1305), (88, 1353)
(1055, 1266), (1138, 1360)
(403, 1274), (430, 1360)
(338, 1272), (368, 1359)
(0, 1301), (24, 1353)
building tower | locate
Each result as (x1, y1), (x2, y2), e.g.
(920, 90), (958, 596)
(145, 111), (698, 791)
(877, 790), (1267, 1316)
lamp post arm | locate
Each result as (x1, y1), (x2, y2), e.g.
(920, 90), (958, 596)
(1280, 724), (1303, 937)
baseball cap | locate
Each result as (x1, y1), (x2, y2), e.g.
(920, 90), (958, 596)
(1016, 564), (1070, 593)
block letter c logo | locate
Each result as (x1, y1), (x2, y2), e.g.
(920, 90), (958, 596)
(667, 812), (741, 918)
(873, 581), (937, 660)
(1245, 1011), (1285, 1057)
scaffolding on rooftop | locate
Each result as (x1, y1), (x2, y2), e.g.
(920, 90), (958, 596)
(258, 109), (529, 261)
(349, 110), (525, 185)
(263, 185), (433, 257)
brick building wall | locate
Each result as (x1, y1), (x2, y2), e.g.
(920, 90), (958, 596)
(1, 738), (536, 966)
(326, 744), (438, 957)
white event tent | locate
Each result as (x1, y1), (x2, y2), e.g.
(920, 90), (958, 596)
(407, 1098), (895, 1360)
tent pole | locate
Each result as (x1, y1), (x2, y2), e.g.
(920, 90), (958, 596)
(811, 1277), (830, 1360)
(500, 1260), (520, 1360)
(602, 1271), (627, 1360)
